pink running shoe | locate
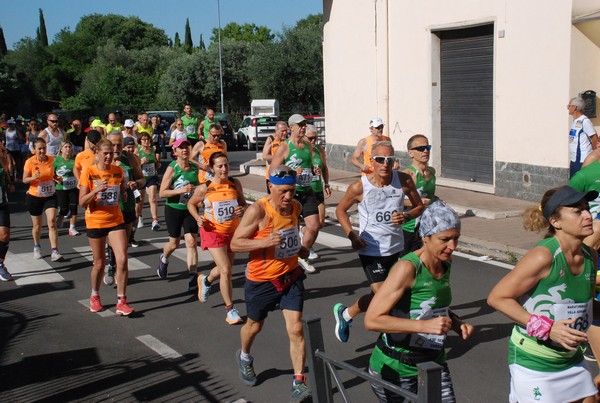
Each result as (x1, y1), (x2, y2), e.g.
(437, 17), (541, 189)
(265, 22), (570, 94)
(116, 297), (134, 316)
(90, 295), (103, 312)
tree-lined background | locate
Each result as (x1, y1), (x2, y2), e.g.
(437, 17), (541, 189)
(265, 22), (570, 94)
(0, 10), (323, 121)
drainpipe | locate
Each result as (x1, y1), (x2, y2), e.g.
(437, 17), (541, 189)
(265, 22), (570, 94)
(375, 0), (390, 136)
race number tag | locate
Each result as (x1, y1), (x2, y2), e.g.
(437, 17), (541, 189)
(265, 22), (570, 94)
(553, 302), (592, 332)
(179, 187), (194, 204)
(297, 168), (313, 187)
(62, 177), (77, 190)
(97, 185), (120, 207)
(186, 125), (196, 135)
(274, 227), (301, 259)
(213, 199), (238, 223)
(38, 181), (56, 197)
(409, 307), (448, 350)
(371, 209), (398, 224)
(142, 163), (156, 177)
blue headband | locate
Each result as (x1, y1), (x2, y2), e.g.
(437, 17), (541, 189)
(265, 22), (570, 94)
(269, 174), (297, 185)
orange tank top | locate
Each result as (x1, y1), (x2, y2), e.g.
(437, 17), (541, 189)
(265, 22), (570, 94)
(203, 178), (241, 234)
(265, 139), (282, 179)
(80, 164), (125, 229)
(75, 148), (95, 173)
(246, 198), (301, 282)
(24, 155), (55, 197)
(199, 141), (226, 183)
(362, 135), (391, 175)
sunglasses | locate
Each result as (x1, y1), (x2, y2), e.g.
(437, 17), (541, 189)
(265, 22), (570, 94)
(271, 170), (297, 178)
(372, 156), (396, 165)
(410, 145), (432, 152)
(372, 125), (384, 130)
(48, 120), (59, 123)
(306, 136), (317, 141)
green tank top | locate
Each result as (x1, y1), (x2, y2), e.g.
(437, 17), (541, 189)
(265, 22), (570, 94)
(118, 153), (136, 212)
(402, 165), (437, 233)
(165, 160), (199, 210)
(137, 145), (157, 179)
(508, 237), (595, 371)
(310, 147), (323, 193)
(285, 139), (313, 192)
(181, 115), (199, 140)
(202, 118), (215, 139)
(369, 252), (451, 377)
(53, 156), (76, 191)
(0, 165), (8, 207)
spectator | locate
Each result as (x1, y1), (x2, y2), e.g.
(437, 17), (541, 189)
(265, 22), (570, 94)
(568, 96), (598, 177)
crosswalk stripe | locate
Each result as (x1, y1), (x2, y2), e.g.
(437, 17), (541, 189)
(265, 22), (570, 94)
(137, 334), (182, 360)
(78, 299), (116, 317)
(7, 251), (65, 285)
(72, 246), (151, 270)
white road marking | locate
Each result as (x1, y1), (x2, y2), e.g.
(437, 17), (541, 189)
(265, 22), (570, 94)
(73, 246), (151, 270)
(7, 251), (66, 285)
(149, 242), (213, 262)
(453, 251), (515, 270)
(78, 299), (116, 317)
(137, 334), (182, 360)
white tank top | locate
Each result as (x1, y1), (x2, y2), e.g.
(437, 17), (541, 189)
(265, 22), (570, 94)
(358, 172), (405, 256)
(5, 128), (19, 152)
(45, 128), (63, 156)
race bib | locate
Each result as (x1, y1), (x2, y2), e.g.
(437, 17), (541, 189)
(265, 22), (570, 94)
(274, 227), (301, 259)
(62, 176), (77, 190)
(97, 185), (120, 207)
(552, 302), (592, 333)
(370, 209), (398, 224)
(213, 199), (238, 223)
(297, 168), (313, 187)
(178, 187), (194, 204)
(409, 307), (449, 350)
(38, 181), (56, 197)
(142, 163), (156, 177)
(186, 125), (196, 135)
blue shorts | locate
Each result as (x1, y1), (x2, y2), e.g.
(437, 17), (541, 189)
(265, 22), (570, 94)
(244, 276), (305, 322)
(145, 176), (158, 188)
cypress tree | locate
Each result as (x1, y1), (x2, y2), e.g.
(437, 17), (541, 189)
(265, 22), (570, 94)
(0, 26), (7, 56)
(199, 33), (206, 50)
(184, 18), (193, 53)
(174, 32), (181, 48)
(38, 8), (49, 46)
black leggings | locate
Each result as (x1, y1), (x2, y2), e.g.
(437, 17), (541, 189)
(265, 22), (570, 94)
(56, 189), (78, 217)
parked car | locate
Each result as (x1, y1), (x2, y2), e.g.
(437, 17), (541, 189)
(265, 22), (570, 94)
(214, 113), (237, 150)
(236, 115), (278, 150)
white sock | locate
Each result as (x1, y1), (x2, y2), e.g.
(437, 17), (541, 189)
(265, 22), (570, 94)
(342, 308), (352, 322)
(240, 350), (252, 361)
(70, 225), (76, 230)
(161, 255), (168, 264)
(91, 290), (99, 296)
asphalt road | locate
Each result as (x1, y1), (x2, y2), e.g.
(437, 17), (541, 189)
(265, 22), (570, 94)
(0, 149), (589, 402)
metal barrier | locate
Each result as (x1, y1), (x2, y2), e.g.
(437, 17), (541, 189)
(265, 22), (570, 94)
(303, 314), (442, 403)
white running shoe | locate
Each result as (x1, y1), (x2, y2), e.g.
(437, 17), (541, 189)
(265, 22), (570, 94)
(51, 251), (64, 262)
(33, 247), (42, 259)
(137, 217), (143, 229)
(308, 248), (319, 260)
(69, 228), (80, 236)
(151, 220), (161, 231)
(298, 258), (316, 273)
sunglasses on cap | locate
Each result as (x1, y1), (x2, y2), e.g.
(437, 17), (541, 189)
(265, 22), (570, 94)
(410, 145), (432, 152)
(372, 156), (396, 165)
(271, 170), (297, 178)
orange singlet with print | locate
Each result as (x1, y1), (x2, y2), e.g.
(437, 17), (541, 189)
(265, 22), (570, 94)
(362, 135), (391, 175)
(203, 178), (241, 234)
(24, 155), (55, 197)
(80, 164), (125, 229)
(199, 141), (226, 183)
(75, 148), (96, 173)
(246, 197), (301, 282)
(265, 139), (282, 180)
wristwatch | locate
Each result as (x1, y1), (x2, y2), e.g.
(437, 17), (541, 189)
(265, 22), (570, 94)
(403, 212), (413, 221)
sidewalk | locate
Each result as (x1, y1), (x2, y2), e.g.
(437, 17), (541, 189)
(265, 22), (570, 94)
(238, 160), (543, 264)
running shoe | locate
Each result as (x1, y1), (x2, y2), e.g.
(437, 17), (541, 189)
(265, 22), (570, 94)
(583, 342), (596, 361)
(137, 217), (144, 229)
(308, 248), (319, 260)
(298, 258), (316, 274)
(291, 379), (311, 402)
(151, 220), (161, 231)
(33, 247), (42, 259)
(51, 250), (64, 262)
(333, 303), (352, 343)
(116, 297), (134, 316)
(129, 238), (140, 248)
(188, 272), (198, 293)
(89, 295), (103, 312)
(104, 265), (115, 286)
(226, 308), (243, 325)
(68, 228), (80, 236)
(198, 274), (211, 302)
(157, 254), (169, 279)
(236, 349), (257, 386)
(0, 265), (13, 281)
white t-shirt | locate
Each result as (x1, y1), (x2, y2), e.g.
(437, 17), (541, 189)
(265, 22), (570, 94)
(569, 115), (597, 163)
(170, 129), (187, 142)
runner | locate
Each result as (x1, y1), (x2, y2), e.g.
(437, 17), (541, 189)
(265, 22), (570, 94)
(136, 132), (161, 231)
(334, 141), (424, 342)
(157, 139), (200, 293)
(73, 130), (101, 183)
(181, 103), (201, 147)
(0, 143), (15, 281)
(122, 136), (142, 247)
(79, 138), (133, 315)
(365, 201), (473, 402)
(262, 121), (288, 193)
(488, 185), (599, 403)
(231, 165), (311, 402)
(54, 140), (80, 236)
(22, 138), (63, 261)
(191, 124), (227, 184)
(187, 152), (247, 324)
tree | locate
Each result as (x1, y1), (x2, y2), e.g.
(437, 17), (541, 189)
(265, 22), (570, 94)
(37, 9), (49, 46)
(184, 18), (193, 53)
(0, 26), (7, 56)
(174, 32), (181, 48)
(210, 22), (274, 44)
(199, 34), (206, 51)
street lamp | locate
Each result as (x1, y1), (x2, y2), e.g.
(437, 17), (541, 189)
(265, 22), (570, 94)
(217, 0), (225, 114)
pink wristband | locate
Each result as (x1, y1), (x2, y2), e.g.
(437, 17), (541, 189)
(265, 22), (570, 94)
(526, 314), (553, 341)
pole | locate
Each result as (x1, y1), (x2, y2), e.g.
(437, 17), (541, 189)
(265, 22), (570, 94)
(217, 0), (225, 114)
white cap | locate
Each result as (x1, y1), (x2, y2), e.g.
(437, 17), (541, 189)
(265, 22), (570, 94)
(124, 119), (135, 128)
(369, 117), (384, 127)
